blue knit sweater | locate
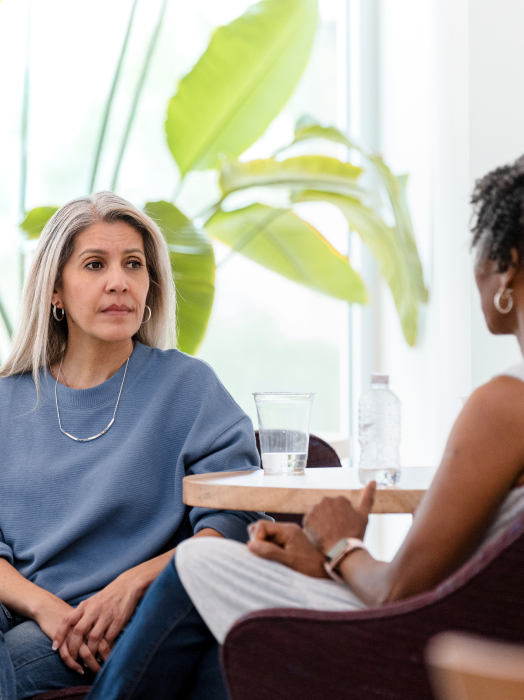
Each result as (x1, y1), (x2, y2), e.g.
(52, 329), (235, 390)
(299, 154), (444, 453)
(0, 342), (265, 605)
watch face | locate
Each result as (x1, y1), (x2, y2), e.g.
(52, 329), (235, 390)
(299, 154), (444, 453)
(326, 538), (348, 561)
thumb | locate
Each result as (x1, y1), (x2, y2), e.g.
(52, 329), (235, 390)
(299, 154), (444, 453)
(358, 481), (376, 517)
(53, 608), (82, 650)
(248, 539), (288, 564)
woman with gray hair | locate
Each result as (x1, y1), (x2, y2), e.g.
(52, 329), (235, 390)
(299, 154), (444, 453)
(0, 191), (266, 700)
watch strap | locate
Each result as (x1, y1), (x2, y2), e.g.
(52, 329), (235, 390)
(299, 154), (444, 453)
(324, 538), (367, 582)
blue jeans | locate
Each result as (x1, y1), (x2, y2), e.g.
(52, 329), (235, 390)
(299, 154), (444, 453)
(85, 554), (228, 700)
(0, 603), (95, 700)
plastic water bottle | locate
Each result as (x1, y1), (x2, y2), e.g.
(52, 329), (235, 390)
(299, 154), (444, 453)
(358, 373), (401, 487)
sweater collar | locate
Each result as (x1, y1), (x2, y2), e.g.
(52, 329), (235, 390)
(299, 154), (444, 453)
(39, 341), (151, 409)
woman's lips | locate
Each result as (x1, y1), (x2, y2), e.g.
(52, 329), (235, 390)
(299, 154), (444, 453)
(102, 305), (132, 316)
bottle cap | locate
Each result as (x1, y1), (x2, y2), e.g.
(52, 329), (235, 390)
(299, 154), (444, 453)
(371, 373), (389, 384)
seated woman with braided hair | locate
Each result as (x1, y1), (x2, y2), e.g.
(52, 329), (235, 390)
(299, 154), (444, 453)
(0, 192), (269, 700)
(60, 154), (524, 700)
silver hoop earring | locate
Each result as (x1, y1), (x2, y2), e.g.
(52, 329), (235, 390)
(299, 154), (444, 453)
(494, 287), (514, 314)
(53, 305), (65, 322)
(142, 305), (152, 324)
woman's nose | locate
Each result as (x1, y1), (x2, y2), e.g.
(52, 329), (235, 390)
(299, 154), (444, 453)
(106, 265), (128, 293)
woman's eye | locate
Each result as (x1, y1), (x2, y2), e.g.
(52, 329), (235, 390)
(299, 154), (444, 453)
(86, 261), (103, 270)
(126, 260), (143, 269)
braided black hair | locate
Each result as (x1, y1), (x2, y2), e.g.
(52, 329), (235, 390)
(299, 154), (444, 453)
(471, 154), (524, 271)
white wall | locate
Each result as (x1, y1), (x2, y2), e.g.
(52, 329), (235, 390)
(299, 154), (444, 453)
(374, 0), (524, 472)
(469, 0), (524, 387)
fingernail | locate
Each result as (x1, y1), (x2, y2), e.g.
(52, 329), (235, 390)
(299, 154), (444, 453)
(77, 669), (84, 675)
(52, 642), (58, 651)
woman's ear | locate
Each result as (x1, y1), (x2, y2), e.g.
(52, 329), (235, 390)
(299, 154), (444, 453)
(501, 247), (520, 287)
(51, 289), (62, 308)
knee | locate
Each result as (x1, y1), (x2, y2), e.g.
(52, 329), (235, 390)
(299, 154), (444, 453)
(4, 621), (52, 670)
(175, 537), (216, 575)
(175, 537), (241, 581)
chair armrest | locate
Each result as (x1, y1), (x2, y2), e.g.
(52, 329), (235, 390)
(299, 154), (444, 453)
(222, 603), (438, 700)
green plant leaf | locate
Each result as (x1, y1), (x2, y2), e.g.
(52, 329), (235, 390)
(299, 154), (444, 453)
(219, 155), (364, 198)
(287, 116), (428, 304)
(20, 206), (59, 238)
(166, 0), (318, 176)
(205, 203), (366, 303)
(144, 201), (215, 355)
(292, 190), (420, 345)
(290, 115), (353, 149)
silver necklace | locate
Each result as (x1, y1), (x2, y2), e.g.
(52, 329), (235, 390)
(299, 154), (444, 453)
(54, 357), (130, 442)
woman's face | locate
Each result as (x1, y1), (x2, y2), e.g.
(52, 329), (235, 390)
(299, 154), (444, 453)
(474, 254), (516, 335)
(52, 220), (150, 345)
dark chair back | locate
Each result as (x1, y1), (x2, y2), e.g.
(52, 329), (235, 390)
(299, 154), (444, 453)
(254, 431), (341, 524)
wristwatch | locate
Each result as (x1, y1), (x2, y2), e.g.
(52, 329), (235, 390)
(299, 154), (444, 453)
(324, 537), (367, 582)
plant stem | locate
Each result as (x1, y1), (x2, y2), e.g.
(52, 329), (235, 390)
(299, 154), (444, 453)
(0, 294), (14, 339)
(111, 0), (169, 191)
(89, 0), (140, 194)
(172, 177), (185, 204)
(193, 198), (225, 226)
(18, 0), (32, 292)
(19, 0), (31, 221)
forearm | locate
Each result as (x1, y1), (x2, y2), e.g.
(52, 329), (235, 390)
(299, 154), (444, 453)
(0, 557), (58, 620)
(338, 550), (393, 606)
(119, 527), (224, 597)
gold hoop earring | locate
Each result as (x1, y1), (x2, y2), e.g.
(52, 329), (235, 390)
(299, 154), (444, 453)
(494, 287), (514, 314)
(53, 305), (65, 322)
(142, 305), (152, 324)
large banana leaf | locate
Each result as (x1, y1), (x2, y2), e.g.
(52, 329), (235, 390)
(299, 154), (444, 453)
(144, 201), (215, 355)
(166, 0), (318, 176)
(20, 206), (59, 238)
(292, 190), (420, 345)
(287, 116), (428, 303)
(205, 203), (366, 303)
(219, 155), (364, 198)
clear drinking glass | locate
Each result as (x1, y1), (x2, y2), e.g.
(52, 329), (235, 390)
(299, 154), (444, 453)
(253, 392), (315, 475)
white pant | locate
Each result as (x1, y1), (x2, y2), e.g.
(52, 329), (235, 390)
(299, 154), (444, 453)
(175, 537), (367, 644)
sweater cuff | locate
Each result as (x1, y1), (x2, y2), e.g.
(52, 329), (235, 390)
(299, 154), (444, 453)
(0, 544), (14, 566)
(194, 513), (252, 543)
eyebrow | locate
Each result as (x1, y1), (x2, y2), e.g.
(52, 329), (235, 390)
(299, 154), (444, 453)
(77, 248), (145, 259)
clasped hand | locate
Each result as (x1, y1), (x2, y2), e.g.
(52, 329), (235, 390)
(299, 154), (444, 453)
(51, 573), (143, 675)
(247, 482), (376, 577)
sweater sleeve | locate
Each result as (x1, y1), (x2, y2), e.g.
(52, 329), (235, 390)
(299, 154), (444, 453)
(0, 527), (14, 565)
(187, 414), (272, 543)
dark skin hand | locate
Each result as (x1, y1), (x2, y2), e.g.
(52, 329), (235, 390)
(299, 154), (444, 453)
(247, 484), (376, 580)
(247, 521), (329, 578)
(303, 483), (376, 553)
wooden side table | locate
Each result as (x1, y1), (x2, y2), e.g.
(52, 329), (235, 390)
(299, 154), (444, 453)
(183, 467), (434, 515)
